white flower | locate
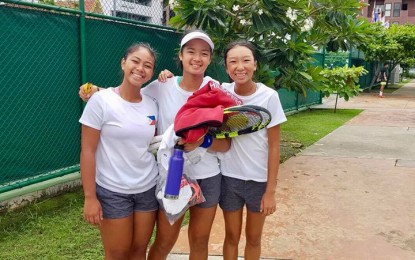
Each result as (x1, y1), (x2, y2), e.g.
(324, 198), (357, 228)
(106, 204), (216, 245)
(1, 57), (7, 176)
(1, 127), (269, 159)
(258, 9), (263, 15)
(169, 0), (177, 8)
(240, 19), (247, 25)
(285, 34), (291, 40)
(232, 5), (240, 12)
(286, 7), (297, 22)
(301, 18), (314, 32)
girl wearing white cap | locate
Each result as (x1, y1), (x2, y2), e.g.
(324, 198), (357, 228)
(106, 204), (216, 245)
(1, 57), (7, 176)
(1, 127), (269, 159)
(80, 30), (228, 260)
(157, 40), (287, 259)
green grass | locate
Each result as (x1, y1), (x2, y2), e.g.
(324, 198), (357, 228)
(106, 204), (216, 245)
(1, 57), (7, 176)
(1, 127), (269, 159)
(280, 109), (362, 162)
(0, 189), (103, 260)
(0, 108), (362, 259)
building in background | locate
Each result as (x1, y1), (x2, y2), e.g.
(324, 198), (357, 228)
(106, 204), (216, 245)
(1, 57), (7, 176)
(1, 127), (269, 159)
(361, 0), (415, 25)
(52, 0), (163, 25)
(103, 0), (163, 24)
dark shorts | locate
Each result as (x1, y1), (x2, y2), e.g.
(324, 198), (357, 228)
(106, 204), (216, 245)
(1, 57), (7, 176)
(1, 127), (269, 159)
(196, 173), (222, 208)
(219, 176), (266, 212)
(96, 184), (158, 219)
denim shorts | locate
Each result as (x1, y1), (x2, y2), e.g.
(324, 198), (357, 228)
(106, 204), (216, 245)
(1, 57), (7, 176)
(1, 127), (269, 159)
(96, 184), (158, 219)
(219, 176), (266, 212)
(195, 173), (222, 208)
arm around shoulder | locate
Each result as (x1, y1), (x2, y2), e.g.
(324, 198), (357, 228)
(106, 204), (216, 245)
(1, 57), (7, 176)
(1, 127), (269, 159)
(79, 83), (101, 102)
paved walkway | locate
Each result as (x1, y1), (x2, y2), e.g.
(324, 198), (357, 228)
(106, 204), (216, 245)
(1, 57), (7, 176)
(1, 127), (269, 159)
(168, 81), (415, 259)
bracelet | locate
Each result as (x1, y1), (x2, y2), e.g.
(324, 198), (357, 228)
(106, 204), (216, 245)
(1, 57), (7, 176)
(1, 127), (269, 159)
(199, 134), (213, 148)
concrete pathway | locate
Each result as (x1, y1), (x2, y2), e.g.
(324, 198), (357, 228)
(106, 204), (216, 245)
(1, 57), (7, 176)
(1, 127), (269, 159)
(169, 81), (415, 259)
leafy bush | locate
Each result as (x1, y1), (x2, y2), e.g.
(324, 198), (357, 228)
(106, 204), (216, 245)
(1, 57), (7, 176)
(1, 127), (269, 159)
(319, 66), (368, 101)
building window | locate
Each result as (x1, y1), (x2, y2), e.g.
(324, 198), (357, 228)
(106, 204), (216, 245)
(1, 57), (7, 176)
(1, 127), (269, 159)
(393, 3), (401, 17)
(113, 11), (150, 22)
(402, 3), (408, 11)
(385, 3), (391, 17)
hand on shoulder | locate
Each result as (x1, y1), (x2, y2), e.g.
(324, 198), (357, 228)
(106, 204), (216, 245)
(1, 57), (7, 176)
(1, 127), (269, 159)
(157, 69), (174, 83)
(79, 83), (99, 102)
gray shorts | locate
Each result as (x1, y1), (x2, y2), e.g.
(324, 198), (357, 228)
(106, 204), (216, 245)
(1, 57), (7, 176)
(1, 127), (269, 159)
(96, 184), (158, 219)
(219, 176), (266, 212)
(196, 173), (222, 208)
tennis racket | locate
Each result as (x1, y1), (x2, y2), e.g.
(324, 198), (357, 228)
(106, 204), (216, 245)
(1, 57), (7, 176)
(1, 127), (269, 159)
(208, 105), (270, 138)
(239, 105), (272, 134)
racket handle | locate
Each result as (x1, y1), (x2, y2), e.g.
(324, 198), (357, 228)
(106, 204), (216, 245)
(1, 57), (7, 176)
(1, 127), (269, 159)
(164, 144), (184, 200)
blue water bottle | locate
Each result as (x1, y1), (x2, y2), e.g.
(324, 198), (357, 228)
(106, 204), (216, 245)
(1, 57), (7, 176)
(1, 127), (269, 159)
(164, 144), (185, 199)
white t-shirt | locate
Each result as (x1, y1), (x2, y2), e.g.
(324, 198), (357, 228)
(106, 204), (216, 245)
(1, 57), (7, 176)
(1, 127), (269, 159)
(142, 76), (221, 179)
(79, 88), (158, 194)
(219, 82), (287, 182)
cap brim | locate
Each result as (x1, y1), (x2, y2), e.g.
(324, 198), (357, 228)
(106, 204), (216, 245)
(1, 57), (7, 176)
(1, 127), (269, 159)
(180, 32), (214, 51)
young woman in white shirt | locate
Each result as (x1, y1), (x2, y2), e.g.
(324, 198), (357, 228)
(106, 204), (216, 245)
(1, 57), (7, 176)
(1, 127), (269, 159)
(79, 43), (159, 260)
(154, 39), (287, 259)
(219, 40), (287, 260)
(80, 31), (230, 260)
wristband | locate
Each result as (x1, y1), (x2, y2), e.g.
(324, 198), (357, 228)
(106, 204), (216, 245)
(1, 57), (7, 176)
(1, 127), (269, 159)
(199, 134), (213, 148)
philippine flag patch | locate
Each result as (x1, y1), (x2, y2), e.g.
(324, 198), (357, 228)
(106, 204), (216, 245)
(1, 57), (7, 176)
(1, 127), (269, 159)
(147, 115), (156, 125)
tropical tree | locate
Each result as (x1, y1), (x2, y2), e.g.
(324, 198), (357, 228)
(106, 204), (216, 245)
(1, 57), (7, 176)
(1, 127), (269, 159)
(167, 0), (375, 95)
(360, 23), (415, 88)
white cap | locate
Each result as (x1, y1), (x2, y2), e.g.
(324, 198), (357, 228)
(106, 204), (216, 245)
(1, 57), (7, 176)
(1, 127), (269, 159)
(180, 31), (214, 51)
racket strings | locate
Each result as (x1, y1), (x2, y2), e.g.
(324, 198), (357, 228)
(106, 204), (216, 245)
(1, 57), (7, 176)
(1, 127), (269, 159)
(242, 105), (272, 131)
(257, 111), (271, 129)
(217, 111), (262, 132)
(208, 105), (271, 138)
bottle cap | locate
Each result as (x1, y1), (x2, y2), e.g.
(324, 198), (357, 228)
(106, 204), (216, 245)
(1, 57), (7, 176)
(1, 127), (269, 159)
(174, 143), (184, 150)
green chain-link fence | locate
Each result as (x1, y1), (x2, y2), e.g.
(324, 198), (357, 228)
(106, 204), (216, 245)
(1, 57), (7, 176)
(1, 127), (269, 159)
(0, 0), (182, 193)
(1, 4), (82, 192)
(319, 48), (377, 90)
(324, 51), (350, 68)
(350, 48), (381, 90)
(0, 0), (323, 194)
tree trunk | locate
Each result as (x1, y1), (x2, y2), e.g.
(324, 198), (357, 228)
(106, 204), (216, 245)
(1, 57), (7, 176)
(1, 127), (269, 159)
(334, 93), (339, 113)
(369, 70), (380, 91)
(386, 62), (397, 88)
(368, 62), (382, 90)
